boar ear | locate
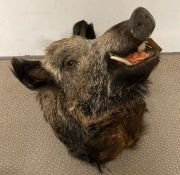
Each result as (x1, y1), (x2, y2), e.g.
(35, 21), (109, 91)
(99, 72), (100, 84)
(11, 58), (54, 90)
(73, 20), (96, 39)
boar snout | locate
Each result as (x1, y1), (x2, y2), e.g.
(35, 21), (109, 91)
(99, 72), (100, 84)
(98, 7), (155, 57)
(101, 7), (159, 83)
(129, 7), (155, 41)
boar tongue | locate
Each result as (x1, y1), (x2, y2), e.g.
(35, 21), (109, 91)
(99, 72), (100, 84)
(126, 51), (149, 64)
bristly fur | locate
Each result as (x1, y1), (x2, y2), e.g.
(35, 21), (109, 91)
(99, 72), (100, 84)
(11, 8), (160, 172)
(36, 80), (149, 170)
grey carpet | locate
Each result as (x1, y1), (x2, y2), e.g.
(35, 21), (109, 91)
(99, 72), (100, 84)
(0, 54), (180, 175)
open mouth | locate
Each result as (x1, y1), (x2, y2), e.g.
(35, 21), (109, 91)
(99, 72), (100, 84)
(110, 38), (162, 66)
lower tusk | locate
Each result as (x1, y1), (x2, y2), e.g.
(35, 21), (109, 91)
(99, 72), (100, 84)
(110, 55), (133, 66)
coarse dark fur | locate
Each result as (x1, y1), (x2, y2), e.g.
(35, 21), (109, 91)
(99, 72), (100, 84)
(11, 7), (160, 171)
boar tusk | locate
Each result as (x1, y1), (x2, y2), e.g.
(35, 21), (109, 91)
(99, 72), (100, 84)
(138, 41), (146, 52)
(110, 55), (133, 66)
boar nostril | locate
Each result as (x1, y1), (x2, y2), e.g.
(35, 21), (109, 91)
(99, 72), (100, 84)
(137, 23), (142, 27)
(145, 14), (148, 19)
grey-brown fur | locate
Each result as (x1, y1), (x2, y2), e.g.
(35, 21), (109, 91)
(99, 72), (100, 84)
(11, 7), (160, 171)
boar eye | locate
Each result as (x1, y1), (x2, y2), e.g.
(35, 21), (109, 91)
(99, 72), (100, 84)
(66, 60), (75, 67)
(63, 57), (77, 69)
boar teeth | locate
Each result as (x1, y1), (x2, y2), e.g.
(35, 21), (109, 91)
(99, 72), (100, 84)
(138, 41), (146, 51)
(145, 41), (153, 49)
(110, 55), (133, 66)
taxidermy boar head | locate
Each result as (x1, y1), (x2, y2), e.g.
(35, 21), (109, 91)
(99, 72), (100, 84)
(11, 7), (161, 171)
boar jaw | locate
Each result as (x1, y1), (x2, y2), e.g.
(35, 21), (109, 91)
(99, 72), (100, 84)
(109, 39), (160, 66)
